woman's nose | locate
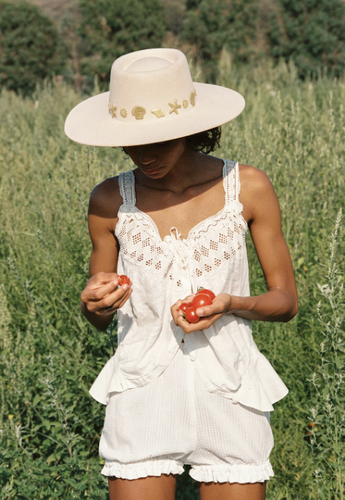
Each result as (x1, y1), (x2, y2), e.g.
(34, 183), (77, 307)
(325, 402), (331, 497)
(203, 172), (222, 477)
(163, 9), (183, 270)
(139, 147), (156, 165)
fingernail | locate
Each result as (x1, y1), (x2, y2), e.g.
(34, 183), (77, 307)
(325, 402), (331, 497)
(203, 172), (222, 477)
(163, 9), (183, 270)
(122, 284), (129, 291)
(196, 308), (204, 316)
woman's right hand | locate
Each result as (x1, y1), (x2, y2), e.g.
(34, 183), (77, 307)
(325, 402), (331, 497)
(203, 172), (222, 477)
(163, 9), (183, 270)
(81, 272), (132, 316)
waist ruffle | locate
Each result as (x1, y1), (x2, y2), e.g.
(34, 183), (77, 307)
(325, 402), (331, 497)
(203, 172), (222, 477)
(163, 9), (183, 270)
(195, 343), (288, 412)
(89, 338), (288, 412)
(89, 335), (182, 405)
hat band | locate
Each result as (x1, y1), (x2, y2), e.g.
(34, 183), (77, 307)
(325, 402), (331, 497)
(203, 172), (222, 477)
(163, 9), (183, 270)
(108, 89), (197, 122)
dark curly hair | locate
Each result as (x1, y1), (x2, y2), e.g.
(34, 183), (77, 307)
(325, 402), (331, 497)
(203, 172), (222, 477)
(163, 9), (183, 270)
(186, 126), (222, 154)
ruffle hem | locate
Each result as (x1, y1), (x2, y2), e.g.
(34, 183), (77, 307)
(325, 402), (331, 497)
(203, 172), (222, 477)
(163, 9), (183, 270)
(101, 458), (184, 480)
(189, 459), (274, 483)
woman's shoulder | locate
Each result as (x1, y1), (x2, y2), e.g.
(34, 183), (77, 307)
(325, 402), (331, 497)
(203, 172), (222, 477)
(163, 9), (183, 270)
(238, 164), (278, 223)
(238, 163), (275, 197)
(88, 175), (122, 219)
(238, 163), (271, 186)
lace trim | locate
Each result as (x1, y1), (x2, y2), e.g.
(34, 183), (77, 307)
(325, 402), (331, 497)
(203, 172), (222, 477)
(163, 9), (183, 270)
(223, 160), (241, 205)
(119, 160), (239, 208)
(189, 207), (247, 242)
(119, 170), (136, 206)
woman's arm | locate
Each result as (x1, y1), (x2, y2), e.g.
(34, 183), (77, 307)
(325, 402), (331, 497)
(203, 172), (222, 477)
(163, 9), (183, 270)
(80, 178), (132, 331)
(227, 164), (298, 321)
(171, 165), (298, 333)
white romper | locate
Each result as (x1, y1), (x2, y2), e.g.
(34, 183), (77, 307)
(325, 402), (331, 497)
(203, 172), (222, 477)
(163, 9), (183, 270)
(90, 160), (289, 483)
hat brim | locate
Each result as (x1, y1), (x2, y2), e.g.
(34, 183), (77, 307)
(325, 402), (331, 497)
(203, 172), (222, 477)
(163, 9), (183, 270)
(64, 82), (245, 147)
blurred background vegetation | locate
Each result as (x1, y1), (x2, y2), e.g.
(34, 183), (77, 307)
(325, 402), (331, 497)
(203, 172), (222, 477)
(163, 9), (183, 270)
(1, 0), (345, 95)
(1, 1), (345, 499)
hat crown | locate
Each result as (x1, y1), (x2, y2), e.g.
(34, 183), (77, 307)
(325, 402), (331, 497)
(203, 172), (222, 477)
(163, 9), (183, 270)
(127, 56), (171, 73)
(109, 48), (196, 123)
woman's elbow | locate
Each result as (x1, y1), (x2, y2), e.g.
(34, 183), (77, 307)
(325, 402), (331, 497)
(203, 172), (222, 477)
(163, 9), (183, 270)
(282, 296), (299, 322)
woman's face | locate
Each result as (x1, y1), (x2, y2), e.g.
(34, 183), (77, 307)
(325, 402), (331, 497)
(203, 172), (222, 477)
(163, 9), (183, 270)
(124, 138), (187, 178)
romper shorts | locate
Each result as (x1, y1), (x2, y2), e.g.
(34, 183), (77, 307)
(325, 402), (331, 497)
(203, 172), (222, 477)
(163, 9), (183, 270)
(99, 341), (274, 484)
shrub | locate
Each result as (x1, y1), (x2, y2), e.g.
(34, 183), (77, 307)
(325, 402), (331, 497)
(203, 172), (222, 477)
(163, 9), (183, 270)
(182, 0), (259, 82)
(78, 0), (167, 85)
(266, 0), (345, 79)
(0, 0), (65, 96)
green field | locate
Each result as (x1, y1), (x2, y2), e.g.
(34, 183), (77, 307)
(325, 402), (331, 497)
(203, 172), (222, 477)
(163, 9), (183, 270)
(1, 58), (345, 499)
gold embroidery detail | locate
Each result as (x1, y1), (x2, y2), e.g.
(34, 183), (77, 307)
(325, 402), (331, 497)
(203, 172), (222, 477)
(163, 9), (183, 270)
(151, 108), (165, 118)
(169, 99), (181, 115)
(108, 103), (117, 118)
(132, 106), (146, 120)
(190, 90), (196, 106)
(120, 109), (127, 118)
(182, 100), (188, 109)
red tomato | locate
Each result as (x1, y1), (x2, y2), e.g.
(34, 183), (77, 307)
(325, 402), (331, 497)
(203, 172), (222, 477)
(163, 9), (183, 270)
(118, 275), (131, 286)
(192, 293), (212, 309)
(184, 307), (199, 323)
(196, 288), (215, 301)
(179, 303), (190, 313)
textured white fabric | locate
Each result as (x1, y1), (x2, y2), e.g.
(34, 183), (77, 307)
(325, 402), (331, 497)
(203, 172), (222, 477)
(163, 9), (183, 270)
(89, 160), (288, 412)
(100, 343), (274, 483)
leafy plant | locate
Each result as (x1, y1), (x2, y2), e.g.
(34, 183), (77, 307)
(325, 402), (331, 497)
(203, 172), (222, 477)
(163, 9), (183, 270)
(182, 0), (259, 82)
(266, 0), (345, 79)
(78, 0), (167, 85)
(308, 209), (345, 499)
(0, 0), (65, 95)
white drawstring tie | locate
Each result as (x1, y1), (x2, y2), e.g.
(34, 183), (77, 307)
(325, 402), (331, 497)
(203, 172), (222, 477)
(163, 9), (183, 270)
(164, 227), (190, 270)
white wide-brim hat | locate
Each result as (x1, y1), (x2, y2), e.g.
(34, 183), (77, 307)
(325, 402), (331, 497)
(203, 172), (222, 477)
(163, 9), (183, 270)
(64, 48), (245, 147)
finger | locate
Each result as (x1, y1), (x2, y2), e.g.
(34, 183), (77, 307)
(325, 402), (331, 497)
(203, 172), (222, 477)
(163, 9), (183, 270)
(171, 295), (195, 318)
(100, 284), (131, 308)
(195, 305), (215, 318)
(176, 310), (223, 333)
(195, 299), (228, 318)
(82, 280), (118, 303)
(86, 285), (132, 313)
(171, 301), (181, 322)
(114, 287), (133, 309)
(86, 280), (133, 303)
(181, 294), (194, 303)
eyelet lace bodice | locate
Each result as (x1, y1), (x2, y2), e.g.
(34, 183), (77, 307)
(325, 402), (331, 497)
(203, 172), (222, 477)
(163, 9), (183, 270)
(116, 160), (247, 289)
(90, 160), (289, 412)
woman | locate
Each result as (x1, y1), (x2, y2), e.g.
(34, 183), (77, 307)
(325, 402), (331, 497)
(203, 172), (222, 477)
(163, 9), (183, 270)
(65, 48), (298, 500)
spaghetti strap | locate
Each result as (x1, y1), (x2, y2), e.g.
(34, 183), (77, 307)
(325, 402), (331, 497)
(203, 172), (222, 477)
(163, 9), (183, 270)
(119, 171), (136, 206)
(223, 160), (239, 206)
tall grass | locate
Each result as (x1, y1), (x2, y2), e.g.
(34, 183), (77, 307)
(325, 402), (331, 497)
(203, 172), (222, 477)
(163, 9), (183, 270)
(1, 57), (345, 498)
(309, 209), (345, 500)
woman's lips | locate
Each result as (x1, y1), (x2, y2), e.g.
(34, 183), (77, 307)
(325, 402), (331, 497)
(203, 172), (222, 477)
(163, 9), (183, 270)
(143, 166), (161, 175)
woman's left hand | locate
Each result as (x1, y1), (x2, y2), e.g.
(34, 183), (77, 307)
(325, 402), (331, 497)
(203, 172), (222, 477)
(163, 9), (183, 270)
(171, 293), (233, 333)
